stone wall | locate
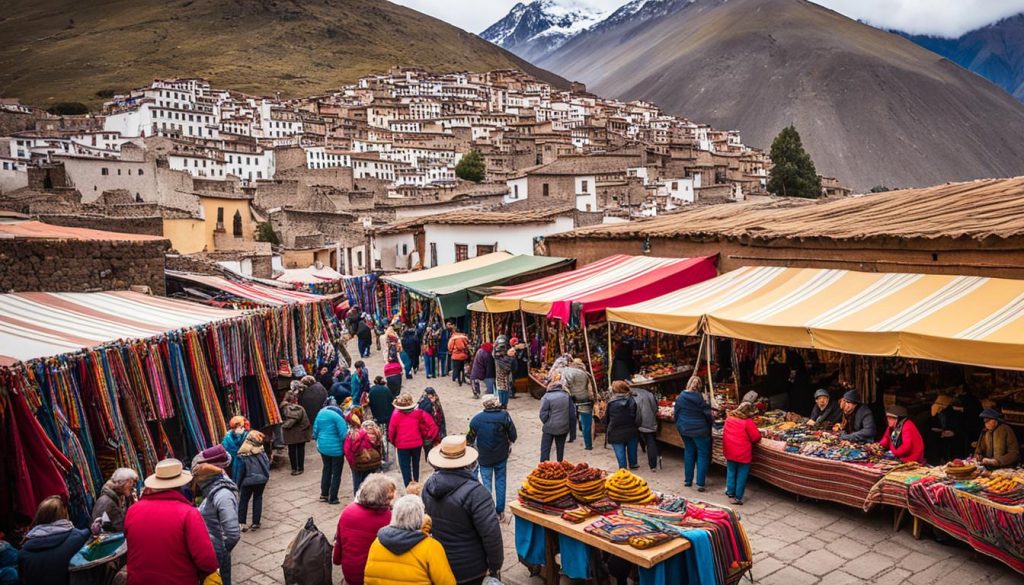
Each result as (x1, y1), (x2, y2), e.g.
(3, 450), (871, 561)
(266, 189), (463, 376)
(0, 238), (169, 294)
(37, 213), (165, 236)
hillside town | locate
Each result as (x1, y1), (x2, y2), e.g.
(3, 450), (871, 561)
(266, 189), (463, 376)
(0, 69), (801, 279)
(2, 68), (1023, 585)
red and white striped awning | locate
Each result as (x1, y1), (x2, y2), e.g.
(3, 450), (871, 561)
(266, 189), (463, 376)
(169, 272), (328, 307)
(0, 291), (243, 366)
(475, 254), (718, 322)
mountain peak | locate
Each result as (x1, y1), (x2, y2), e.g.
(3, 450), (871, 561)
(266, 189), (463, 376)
(480, 0), (609, 62)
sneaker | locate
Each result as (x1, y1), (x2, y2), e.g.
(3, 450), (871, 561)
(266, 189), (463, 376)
(250, 523), (261, 530)
(290, 470), (299, 476)
(730, 498), (743, 505)
(629, 465), (640, 470)
(725, 491), (734, 497)
(319, 495), (328, 502)
(697, 486), (706, 493)
(241, 524), (250, 532)
(684, 483), (692, 488)
(328, 499), (341, 505)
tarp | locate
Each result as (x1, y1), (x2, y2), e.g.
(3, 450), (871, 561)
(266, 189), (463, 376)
(168, 271), (330, 307)
(0, 291), (243, 366)
(383, 252), (573, 319)
(474, 254), (719, 322)
(607, 266), (1024, 371)
(275, 266), (345, 284)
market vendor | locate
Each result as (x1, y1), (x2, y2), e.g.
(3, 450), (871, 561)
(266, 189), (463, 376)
(974, 409), (1020, 469)
(879, 405), (925, 464)
(806, 389), (842, 428)
(834, 390), (877, 443)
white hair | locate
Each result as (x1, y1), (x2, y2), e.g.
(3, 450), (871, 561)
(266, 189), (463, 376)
(110, 467), (139, 484)
(389, 495), (425, 531)
(356, 474), (396, 509)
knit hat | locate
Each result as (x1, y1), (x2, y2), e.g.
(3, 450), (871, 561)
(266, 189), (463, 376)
(293, 365), (307, 379)
(423, 387), (438, 396)
(742, 390), (759, 404)
(980, 408), (1005, 422)
(481, 394), (500, 409)
(814, 388), (830, 400)
(393, 393), (416, 411)
(228, 416), (249, 431)
(885, 405), (908, 419)
(841, 389), (860, 404)
(191, 445), (231, 471)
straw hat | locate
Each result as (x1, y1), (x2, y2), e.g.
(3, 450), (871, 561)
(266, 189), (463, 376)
(144, 459), (193, 490)
(393, 392), (416, 411)
(427, 435), (478, 469)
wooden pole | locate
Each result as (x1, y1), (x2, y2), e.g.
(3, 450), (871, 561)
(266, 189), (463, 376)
(706, 334), (716, 409)
(606, 321), (613, 391)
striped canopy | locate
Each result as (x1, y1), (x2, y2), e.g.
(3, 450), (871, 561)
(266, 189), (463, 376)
(607, 266), (1024, 371)
(383, 252), (573, 319)
(168, 271), (329, 307)
(476, 254), (719, 322)
(0, 291), (243, 366)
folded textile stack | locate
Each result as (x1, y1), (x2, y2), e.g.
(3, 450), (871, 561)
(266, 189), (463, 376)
(519, 461), (574, 509)
(945, 459), (980, 480)
(584, 514), (664, 546)
(567, 463), (608, 503)
(606, 469), (656, 504)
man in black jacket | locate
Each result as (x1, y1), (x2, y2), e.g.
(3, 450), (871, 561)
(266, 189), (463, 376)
(423, 435), (503, 585)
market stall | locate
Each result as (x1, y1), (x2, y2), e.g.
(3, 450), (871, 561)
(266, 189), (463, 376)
(0, 291), (287, 533)
(469, 254), (717, 390)
(274, 264), (346, 295)
(382, 251), (573, 326)
(513, 462), (752, 585)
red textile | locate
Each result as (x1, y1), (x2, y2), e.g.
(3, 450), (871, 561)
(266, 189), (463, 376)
(383, 361), (403, 377)
(722, 416), (761, 464)
(333, 502), (392, 584)
(4, 390), (70, 519)
(880, 420), (926, 464)
(388, 409), (437, 449)
(124, 490), (219, 584)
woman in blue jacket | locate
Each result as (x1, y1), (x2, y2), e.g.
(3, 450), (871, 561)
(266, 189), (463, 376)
(674, 376), (714, 491)
(313, 400), (350, 504)
(18, 496), (90, 585)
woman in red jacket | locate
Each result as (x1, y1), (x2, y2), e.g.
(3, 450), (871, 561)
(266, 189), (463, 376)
(880, 405), (925, 464)
(722, 402), (761, 505)
(333, 473), (397, 585)
(388, 393), (439, 486)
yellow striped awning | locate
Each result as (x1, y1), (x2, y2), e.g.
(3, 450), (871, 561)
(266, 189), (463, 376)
(606, 266), (1024, 371)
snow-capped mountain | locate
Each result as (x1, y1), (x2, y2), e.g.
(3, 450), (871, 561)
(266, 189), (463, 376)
(480, 0), (609, 62)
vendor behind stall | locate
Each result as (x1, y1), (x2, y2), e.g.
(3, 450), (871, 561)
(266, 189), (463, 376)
(974, 409), (1020, 469)
(834, 390), (877, 443)
(879, 405), (925, 464)
(806, 389), (841, 428)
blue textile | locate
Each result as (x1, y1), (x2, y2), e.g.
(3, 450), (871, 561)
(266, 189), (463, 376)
(557, 534), (589, 579)
(514, 516), (546, 566)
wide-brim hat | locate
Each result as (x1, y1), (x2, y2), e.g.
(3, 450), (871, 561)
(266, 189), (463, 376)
(145, 458), (193, 490)
(885, 405), (908, 418)
(428, 435), (478, 469)
(980, 408), (1005, 422)
(393, 393), (416, 411)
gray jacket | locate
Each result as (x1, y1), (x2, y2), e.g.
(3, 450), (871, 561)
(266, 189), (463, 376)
(198, 475), (241, 557)
(840, 404), (878, 443)
(90, 481), (129, 532)
(539, 384), (577, 435)
(561, 367), (593, 414)
(633, 387), (659, 433)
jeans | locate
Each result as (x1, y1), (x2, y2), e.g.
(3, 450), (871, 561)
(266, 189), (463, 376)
(726, 460), (751, 500)
(397, 446), (422, 486)
(320, 454), (344, 502)
(452, 360), (466, 385)
(352, 468), (374, 494)
(217, 551), (232, 585)
(579, 412), (593, 450)
(484, 378), (496, 394)
(400, 352), (413, 377)
(238, 483), (265, 524)
(438, 352), (450, 376)
(540, 433), (567, 462)
(287, 442), (306, 471)
(357, 337), (371, 357)
(611, 437), (639, 469)
(479, 460), (508, 514)
(682, 435), (711, 487)
(640, 431), (658, 469)
(425, 355), (436, 378)
(498, 389), (509, 408)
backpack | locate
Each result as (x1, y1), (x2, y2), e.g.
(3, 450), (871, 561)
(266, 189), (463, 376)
(282, 518), (332, 585)
(349, 429), (382, 471)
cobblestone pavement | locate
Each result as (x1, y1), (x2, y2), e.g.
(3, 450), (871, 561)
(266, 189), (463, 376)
(234, 346), (1020, 584)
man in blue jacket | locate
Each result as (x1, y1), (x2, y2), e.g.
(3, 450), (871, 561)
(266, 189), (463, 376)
(467, 395), (518, 518)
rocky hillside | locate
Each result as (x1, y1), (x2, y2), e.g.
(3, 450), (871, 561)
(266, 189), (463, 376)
(0, 0), (566, 107)
(538, 0), (1024, 190)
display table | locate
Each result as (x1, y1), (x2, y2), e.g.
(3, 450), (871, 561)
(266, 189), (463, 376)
(655, 420), (683, 448)
(907, 479), (1024, 574)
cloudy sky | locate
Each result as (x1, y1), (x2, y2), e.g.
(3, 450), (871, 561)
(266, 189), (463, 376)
(392, 0), (1024, 38)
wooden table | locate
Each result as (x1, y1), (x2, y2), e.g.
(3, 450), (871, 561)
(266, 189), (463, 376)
(510, 501), (691, 584)
(655, 420), (684, 448)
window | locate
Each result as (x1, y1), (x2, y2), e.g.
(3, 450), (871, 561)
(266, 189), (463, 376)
(581, 180), (588, 192)
(232, 210), (243, 237)
(216, 207), (225, 229)
(117, 168), (121, 175)
(401, 244), (408, 255)
(513, 184), (519, 199)
(542, 183), (549, 197)
(430, 242), (438, 267)
(671, 182), (679, 190)
(101, 168), (110, 175)
(357, 250), (364, 267)
(455, 244), (469, 262)
(476, 244), (495, 256)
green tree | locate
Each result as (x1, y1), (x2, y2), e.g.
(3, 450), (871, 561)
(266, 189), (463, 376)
(255, 221), (280, 245)
(767, 125), (821, 198)
(46, 102), (89, 116)
(455, 149), (485, 183)
(869, 185), (891, 193)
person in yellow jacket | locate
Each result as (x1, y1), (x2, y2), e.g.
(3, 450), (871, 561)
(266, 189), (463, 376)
(363, 495), (456, 585)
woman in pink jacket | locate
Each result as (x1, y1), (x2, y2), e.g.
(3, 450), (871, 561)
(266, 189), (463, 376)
(333, 473), (397, 585)
(388, 393), (439, 486)
(722, 402), (761, 505)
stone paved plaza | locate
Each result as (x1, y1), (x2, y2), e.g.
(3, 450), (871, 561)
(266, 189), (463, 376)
(233, 347), (1020, 584)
